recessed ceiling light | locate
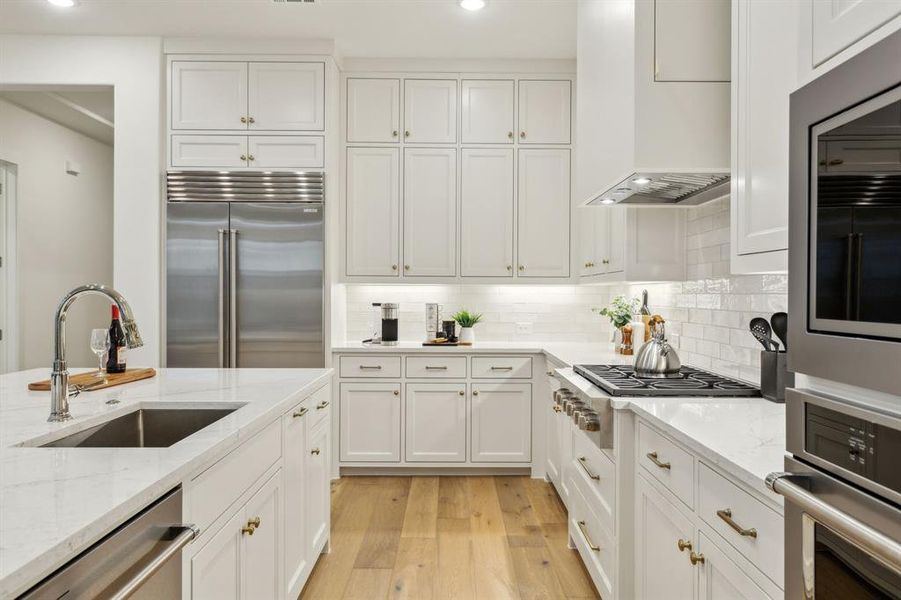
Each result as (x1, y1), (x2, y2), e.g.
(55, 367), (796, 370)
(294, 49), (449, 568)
(460, 0), (486, 11)
(47, 0), (76, 6)
(600, 198), (615, 205)
(632, 177), (652, 185)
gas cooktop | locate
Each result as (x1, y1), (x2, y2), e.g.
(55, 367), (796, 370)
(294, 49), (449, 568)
(573, 364), (760, 397)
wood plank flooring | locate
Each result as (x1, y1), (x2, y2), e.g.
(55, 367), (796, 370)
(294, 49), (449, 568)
(300, 476), (600, 600)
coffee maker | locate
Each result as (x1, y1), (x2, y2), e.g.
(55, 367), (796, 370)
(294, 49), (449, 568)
(363, 303), (399, 346)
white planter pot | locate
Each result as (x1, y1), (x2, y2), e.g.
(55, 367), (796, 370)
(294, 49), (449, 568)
(459, 327), (475, 345)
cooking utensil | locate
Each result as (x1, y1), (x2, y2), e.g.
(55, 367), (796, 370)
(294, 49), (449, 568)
(770, 312), (788, 351)
(634, 315), (682, 378)
(750, 317), (776, 351)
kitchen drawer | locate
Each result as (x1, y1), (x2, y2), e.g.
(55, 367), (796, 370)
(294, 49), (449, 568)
(572, 429), (616, 532)
(187, 419), (281, 532)
(339, 355), (402, 378)
(471, 355), (532, 379)
(405, 356), (467, 378)
(567, 469), (615, 600)
(306, 384), (331, 430)
(638, 421), (695, 509)
(698, 463), (784, 586)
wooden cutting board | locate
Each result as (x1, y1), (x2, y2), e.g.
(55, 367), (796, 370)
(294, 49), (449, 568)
(28, 368), (157, 391)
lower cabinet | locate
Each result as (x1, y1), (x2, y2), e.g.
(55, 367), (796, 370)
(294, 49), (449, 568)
(405, 383), (467, 462)
(339, 382), (401, 462)
(191, 470), (284, 600)
(283, 401), (308, 598)
(697, 532), (772, 600)
(305, 416), (330, 557)
(470, 383), (532, 463)
(546, 400), (562, 484)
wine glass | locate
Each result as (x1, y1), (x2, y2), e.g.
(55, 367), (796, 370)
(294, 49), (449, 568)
(90, 329), (110, 380)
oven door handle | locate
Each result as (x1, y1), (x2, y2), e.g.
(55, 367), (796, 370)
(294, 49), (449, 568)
(107, 524), (199, 600)
(766, 472), (901, 571)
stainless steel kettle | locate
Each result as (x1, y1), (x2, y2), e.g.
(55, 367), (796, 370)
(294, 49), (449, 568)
(634, 315), (682, 378)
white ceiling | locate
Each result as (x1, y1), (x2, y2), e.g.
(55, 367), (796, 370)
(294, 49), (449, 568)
(0, 0), (578, 59)
(0, 89), (114, 144)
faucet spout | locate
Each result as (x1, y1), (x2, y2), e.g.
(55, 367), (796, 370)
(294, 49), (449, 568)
(49, 284), (143, 422)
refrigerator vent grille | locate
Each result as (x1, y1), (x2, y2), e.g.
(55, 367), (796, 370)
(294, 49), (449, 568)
(167, 170), (324, 202)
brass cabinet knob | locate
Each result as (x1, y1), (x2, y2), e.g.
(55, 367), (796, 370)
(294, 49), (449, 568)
(507, 131), (514, 139)
(248, 516), (261, 528)
(240, 155), (247, 161)
(248, 116), (255, 124)
(518, 265), (524, 271)
(404, 130), (410, 137)
(473, 390), (479, 396)
(393, 390), (399, 396)
(241, 525), (255, 535)
(520, 131), (526, 139)
(316, 401), (330, 410)
(391, 264), (398, 271)
(459, 391), (465, 396)
(689, 551), (705, 566)
(293, 407), (308, 418)
(677, 538), (692, 552)
(247, 155), (255, 161)
(506, 265), (513, 271)
(392, 130), (399, 137)
(311, 447), (321, 455)
(404, 265), (410, 271)
(240, 116), (247, 124)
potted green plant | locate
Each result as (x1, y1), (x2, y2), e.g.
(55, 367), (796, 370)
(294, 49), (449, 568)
(452, 309), (483, 345)
(593, 295), (640, 352)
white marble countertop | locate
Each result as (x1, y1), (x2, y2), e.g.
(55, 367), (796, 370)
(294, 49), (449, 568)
(0, 367), (331, 599)
(332, 341), (628, 366)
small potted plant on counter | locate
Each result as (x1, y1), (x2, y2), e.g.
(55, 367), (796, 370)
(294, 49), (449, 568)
(452, 309), (483, 346)
(594, 295), (640, 353)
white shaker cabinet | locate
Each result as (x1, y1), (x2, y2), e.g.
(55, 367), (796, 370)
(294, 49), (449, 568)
(339, 382), (401, 462)
(345, 147), (400, 277)
(461, 79), (515, 144)
(283, 403), (308, 598)
(248, 62), (325, 131)
(247, 136), (324, 169)
(460, 148), (514, 277)
(812, 0), (901, 67)
(346, 78), (400, 143)
(171, 61), (248, 131)
(405, 383), (467, 462)
(305, 417), (330, 559)
(470, 383), (532, 463)
(517, 149), (571, 277)
(403, 79), (457, 144)
(171, 135), (248, 168)
(518, 80), (572, 144)
(403, 148), (457, 276)
(730, 0), (797, 273)
(697, 532), (773, 600)
(190, 510), (243, 600)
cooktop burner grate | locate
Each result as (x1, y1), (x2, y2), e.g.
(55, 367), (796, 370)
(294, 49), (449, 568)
(573, 364), (760, 397)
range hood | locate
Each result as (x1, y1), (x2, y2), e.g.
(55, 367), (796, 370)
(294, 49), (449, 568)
(588, 171), (730, 206)
(577, 0), (731, 207)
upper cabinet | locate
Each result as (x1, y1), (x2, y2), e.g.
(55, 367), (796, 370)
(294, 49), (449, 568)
(403, 148), (457, 276)
(518, 80), (572, 144)
(346, 78), (401, 143)
(811, 0), (901, 67)
(461, 80), (515, 144)
(345, 147), (400, 277)
(730, 0), (798, 274)
(171, 60), (325, 132)
(404, 79), (457, 143)
(517, 149), (571, 277)
(460, 148), (515, 277)
(654, 0), (731, 82)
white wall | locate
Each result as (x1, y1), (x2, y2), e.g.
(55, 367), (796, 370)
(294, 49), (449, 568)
(0, 35), (163, 366)
(0, 98), (113, 368)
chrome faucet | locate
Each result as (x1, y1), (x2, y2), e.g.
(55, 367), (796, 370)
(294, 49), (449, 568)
(49, 284), (143, 422)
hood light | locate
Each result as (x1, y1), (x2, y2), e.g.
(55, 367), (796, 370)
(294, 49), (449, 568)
(632, 177), (651, 185)
(600, 198), (615, 205)
(47, 0), (77, 6)
(460, 0), (486, 10)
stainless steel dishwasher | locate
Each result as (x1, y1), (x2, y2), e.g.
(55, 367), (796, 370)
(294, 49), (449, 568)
(19, 487), (198, 600)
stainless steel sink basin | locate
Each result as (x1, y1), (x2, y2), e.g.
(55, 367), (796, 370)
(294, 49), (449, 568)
(40, 407), (240, 448)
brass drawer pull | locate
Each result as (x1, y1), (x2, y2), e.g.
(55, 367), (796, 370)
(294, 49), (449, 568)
(425, 366), (448, 370)
(293, 407), (309, 418)
(677, 538), (692, 552)
(716, 508), (758, 538)
(576, 520), (600, 552)
(689, 551), (705, 566)
(359, 365), (383, 370)
(491, 366), (513, 371)
(578, 456), (601, 481)
(646, 451), (671, 470)
(316, 401), (330, 410)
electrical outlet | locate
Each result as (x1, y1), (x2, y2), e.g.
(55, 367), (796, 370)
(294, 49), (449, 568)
(515, 322), (533, 335)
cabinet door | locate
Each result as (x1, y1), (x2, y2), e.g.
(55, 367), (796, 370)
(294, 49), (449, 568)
(732, 0), (796, 260)
(248, 62), (324, 131)
(242, 471), (283, 600)
(283, 405), (307, 597)
(405, 383), (466, 462)
(470, 383), (531, 463)
(339, 383), (401, 462)
(557, 408), (574, 506)
(579, 208), (595, 276)
(191, 510), (243, 600)
(171, 135), (248, 168)
(654, 0), (731, 82)
(517, 149), (571, 277)
(580, 208), (608, 276)
(812, 0), (901, 66)
(546, 402), (561, 484)
(403, 79), (457, 143)
(247, 136), (324, 169)
(346, 78), (400, 143)
(636, 475), (696, 600)
(346, 147), (400, 277)
(460, 148), (514, 277)
(604, 206), (625, 274)
(518, 80), (571, 144)
(171, 61), (248, 131)
(403, 148), (457, 276)
(697, 532), (773, 600)
(305, 419), (330, 558)
(461, 79), (515, 144)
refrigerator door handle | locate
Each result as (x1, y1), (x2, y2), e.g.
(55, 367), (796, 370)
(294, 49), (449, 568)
(217, 229), (228, 368)
(229, 229), (238, 368)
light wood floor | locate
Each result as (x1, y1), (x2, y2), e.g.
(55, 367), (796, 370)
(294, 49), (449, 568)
(299, 476), (600, 600)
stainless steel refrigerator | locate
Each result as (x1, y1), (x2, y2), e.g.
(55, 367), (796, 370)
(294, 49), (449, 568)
(166, 171), (324, 368)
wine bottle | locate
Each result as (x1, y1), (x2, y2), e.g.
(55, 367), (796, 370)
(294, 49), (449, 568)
(106, 305), (127, 374)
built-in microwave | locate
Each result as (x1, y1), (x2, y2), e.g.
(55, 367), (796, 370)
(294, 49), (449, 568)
(789, 28), (901, 397)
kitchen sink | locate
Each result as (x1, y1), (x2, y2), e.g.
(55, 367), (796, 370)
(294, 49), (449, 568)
(40, 407), (242, 448)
